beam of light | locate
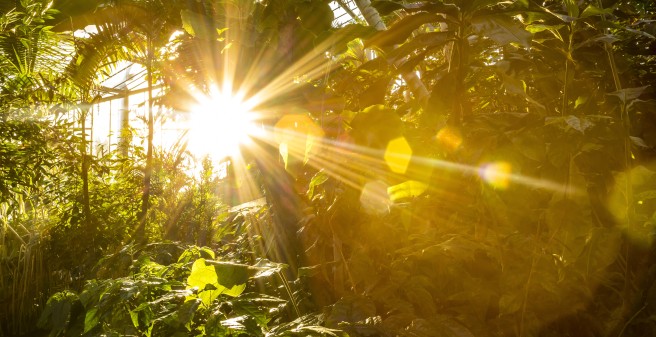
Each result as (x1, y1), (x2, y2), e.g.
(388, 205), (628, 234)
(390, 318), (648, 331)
(249, 123), (580, 198)
(159, 1), (578, 210)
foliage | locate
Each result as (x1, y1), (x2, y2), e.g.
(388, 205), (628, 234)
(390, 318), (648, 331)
(291, 1), (656, 336)
(38, 243), (345, 337)
(2, 0), (656, 336)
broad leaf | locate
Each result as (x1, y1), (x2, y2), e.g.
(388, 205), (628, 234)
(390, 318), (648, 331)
(327, 24), (376, 54)
(371, 0), (406, 15)
(180, 9), (216, 39)
(187, 258), (218, 290)
(367, 12), (442, 47)
(387, 31), (451, 62)
(213, 261), (249, 297)
(307, 170), (329, 199)
(187, 258), (222, 306)
(388, 180), (428, 202)
(630, 136), (650, 149)
(580, 4), (614, 19)
(84, 308), (100, 333)
(471, 14), (532, 48)
(607, 86), (649, 104)
(563, 0), (579, 18)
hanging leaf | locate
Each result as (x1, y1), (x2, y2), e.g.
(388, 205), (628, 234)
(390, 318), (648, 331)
(251, 259), (286, 279)
(386, 31), (451, 63)
(366, 12), (442, 48)
(84, 308), (100, 333)
(279, 142), (289, 169)
(471, 14), (532, 48)
(574, 34), (620, 49)
(371, 0), (406, 15)
(630, 136), (650, 149)
(580, 5), (614, 19)
(607, 86), (649, 104)
(187, 259), (218, 290)
(187, 258), (223, 306)
(563, 0), (579, 18)
(180, 9), (215, 39)
(387, 180), (428, 202)
(307, 170), (329, 199)
(324, 24), (376, 54)
(213, 261), (249, 297)
(565, 115), (593, 133)
(433, 315), (475, 337)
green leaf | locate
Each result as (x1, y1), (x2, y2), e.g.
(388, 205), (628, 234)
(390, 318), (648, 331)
(273, 326), (349, 336)
(367, 12), (442, 47)
(128, 308), (139, 329)
(471, 14), (532, 48)
(471, 0), (510, 13)
(387, 31), (451, 63)
(84, 308), (100, 333)
(327, 24), (377, 54)
(631, 136), (650, 149)
(280, 142), (289, 169)
(563, 0), (579, 18)
(187, 258), (219, 305)
(180, 9), (215, 39)
(526, 23), (564, 34)
(231, 299), (271, 328)
(608, 86), (649, 104)
(187, 259), (218, 290)
(387, 180), (428, 202)
(580, 5), (613, 19)
(574, 34), (619, 49)
(574, 96), (588, 109)
(434, 315), (475, 337)
(371, 0), (406, 15)
(180, 9), (197, 37)
(213, 261), (249, 297)
(38, 291), (79, 335)
(565, 115), (593, 133)
(200, 247), (216, 260)
(252, 259), (286, 279)
(307, 170), (329, 199)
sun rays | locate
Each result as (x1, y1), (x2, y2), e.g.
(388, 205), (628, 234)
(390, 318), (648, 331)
(165, 2), (577, 211)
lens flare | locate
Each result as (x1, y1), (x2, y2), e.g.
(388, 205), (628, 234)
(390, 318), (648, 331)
(436, 126), (463, 152)
(480, 162), (512, 189)
(384, 137), (413, 174)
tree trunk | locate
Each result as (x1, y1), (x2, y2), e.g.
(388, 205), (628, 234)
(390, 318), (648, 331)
(80, 106), (92, 232)
(137, 36), (154, 243)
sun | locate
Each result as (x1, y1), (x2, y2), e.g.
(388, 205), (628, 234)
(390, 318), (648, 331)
(186, 88), (260, 160)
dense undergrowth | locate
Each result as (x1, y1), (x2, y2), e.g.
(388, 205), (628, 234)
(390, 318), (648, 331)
(2, 0), (656, 336)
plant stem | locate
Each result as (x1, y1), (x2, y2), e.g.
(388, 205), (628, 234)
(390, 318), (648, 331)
(519, 220), (541, 337)
(278, 271), (301, 318)
(562, 23), (574, 116)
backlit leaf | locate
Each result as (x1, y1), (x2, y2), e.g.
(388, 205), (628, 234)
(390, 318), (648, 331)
(388, 180), (428, 202)
(367, 12), (442, 47)
(371, 0), (405, 15)
(213, 261), (249, 297)
(564, 0), (579, 18)
(608, 86), (648, 104)
(187, 258), (218, 290)
(84, 308), (99, 333)
(471, 14), (532, 48)
(580, 4), (613, 19)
